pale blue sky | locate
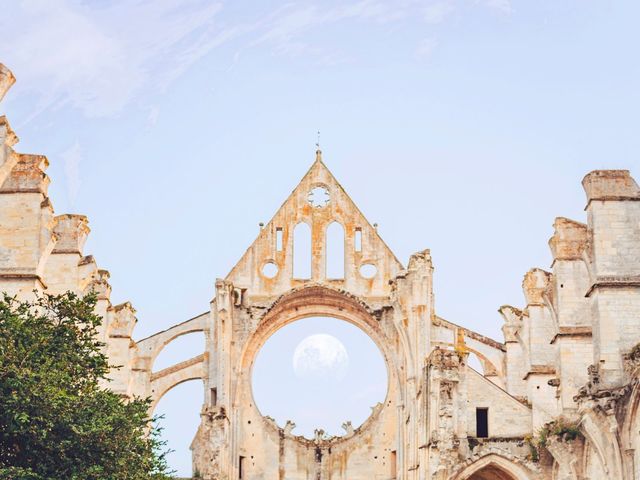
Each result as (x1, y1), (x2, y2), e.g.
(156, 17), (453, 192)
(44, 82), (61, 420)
(252, 317), (387, 438)
(1, 1), (639, 476)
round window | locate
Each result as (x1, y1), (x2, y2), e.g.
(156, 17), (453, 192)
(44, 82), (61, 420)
(262, 261), (279, 278)
(359, 263), (377, 278)
(252, 317), (388, 438)
(308, 186), (330, 208)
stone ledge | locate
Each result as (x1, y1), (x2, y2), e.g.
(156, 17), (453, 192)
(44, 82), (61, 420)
(585, 276), (640, 297)
(0, 273), (47, 289)
(523, 366), (556, 380)
(584, 195), (640, 209)
(550, 326), (592, 344)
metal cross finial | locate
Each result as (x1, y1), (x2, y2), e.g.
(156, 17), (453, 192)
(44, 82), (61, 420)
(315, 130), (322, 162)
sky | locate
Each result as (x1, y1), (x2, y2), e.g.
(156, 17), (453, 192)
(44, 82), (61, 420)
(1, 0), (639, 476)
(252, 317), (387, 438)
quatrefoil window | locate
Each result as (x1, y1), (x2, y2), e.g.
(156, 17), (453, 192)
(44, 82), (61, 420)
(308, 186), (330, 208)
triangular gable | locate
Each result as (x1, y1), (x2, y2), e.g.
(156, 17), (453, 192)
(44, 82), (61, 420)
(226, 151), (404, 299)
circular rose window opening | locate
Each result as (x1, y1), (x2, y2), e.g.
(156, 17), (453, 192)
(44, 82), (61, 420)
(252, 316), (388, 439)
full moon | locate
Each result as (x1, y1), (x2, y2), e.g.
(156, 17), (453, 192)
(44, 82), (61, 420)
(292, 334), (349, 381)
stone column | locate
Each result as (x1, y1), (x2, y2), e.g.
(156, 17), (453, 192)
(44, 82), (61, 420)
(582, 170), (640, 388)
(426, 349), (465, 480)
(106, 302), (137, 396)
(522, 269), (559, 429)
(500, 305), (527, 399)
(547, 217), (593, 411)
(392, 249), (434, 479)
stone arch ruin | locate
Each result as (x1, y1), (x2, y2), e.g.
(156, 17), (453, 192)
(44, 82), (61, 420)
(452, 453), (532, 480)
(2, 63), (640, 479)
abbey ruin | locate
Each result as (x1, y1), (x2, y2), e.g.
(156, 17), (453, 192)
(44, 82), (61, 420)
(1, 63), (640, 480)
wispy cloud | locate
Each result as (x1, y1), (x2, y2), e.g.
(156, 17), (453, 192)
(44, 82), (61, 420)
(61, 141), (82, 207)
(0, 0), (513, 120)
(251, 1), (403, 61)
(0, 0), (228, 118)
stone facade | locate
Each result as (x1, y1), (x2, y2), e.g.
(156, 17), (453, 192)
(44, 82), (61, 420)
(1, 63), (639, 480)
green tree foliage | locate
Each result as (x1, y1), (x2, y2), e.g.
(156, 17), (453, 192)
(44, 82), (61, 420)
(0, 292), (172, 480)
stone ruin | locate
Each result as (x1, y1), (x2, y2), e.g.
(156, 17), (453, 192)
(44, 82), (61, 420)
(2, 63), (640, 479)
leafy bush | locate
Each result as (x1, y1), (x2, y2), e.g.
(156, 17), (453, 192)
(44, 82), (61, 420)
(0, 292), (172, 480)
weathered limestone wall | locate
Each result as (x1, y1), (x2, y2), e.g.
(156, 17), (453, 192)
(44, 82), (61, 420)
(583, 170), (640, 387)
(498, 169), (640, 480)
(465, 369), (531, 438)
(192, 156), (430, 479)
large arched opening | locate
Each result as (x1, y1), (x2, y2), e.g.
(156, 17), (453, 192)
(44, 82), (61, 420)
(252, 315), (388, 438)
(238, 287), (402, 415)
(154, 379), (204, 477)
(232, 285), (404, 480)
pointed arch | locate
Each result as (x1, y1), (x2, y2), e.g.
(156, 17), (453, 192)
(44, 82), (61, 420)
(452, 454), (533, 480)
(293, 222), (311, 279)
(580, 411), (624, 479)
(326, 221), (345, 279)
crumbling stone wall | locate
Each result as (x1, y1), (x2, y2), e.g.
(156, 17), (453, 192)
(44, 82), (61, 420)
(1, 63), (640, 480)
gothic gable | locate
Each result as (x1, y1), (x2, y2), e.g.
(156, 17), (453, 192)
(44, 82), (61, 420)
(226, 151), (404, 299)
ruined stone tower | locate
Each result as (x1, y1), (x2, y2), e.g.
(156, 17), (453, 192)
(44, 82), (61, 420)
(2, 63), (640, 479)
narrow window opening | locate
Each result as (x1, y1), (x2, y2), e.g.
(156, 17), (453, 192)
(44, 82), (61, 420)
(476, 407), (489, 438)
(354, 228), (362, 252)
(390, 450), (397, 478)
(210, 388), (217, 406)
(293, 222), (311, 279)
(326, 221), (345, 279)
(276, 227), (283, 251)
(239, 456), (245, 479)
